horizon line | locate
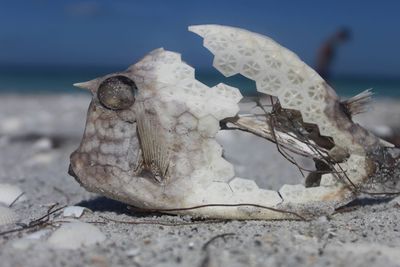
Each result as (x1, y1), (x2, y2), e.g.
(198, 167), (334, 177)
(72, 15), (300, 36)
(0, 63), (399, 80)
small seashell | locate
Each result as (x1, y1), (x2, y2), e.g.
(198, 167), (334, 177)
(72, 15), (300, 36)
(0, 206), (18, 226)
(62, 206), (88, 218)
(126, 248), (141, 257)
(26, 152), (56, 165)
(32, 137), (53, 151)
(12, 229), (52, 250)
(47, 222), (106, 249)
(26, 229), (52, 240)
(0, 183), (26, 206)
(188, 242), (195, 249)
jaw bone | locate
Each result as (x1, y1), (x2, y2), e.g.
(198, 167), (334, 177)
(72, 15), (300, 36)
(71, 25), (399, 220)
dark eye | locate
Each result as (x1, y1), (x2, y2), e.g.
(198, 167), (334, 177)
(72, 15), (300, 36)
(97, 76), (136, 110)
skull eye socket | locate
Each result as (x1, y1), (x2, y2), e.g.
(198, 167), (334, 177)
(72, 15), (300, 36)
(97, 75), (136, 110)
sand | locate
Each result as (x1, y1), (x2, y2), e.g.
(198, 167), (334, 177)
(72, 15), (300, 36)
(0, 94), (399, 267)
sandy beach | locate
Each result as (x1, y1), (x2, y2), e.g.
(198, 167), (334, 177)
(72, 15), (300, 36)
(0, 94), (399, 267)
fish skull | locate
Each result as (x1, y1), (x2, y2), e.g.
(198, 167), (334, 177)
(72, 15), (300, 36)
(69, 25), (393, 220)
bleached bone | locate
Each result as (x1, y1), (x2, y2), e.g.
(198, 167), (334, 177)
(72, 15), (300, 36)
(69, 25), (399, 220)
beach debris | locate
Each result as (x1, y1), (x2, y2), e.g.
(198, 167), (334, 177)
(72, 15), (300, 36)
(69, 24), (400, 220)
(62, 206), (88, 218)
(0, 203), (66, 238)
(25, 229), (53, 240)
(47, 222), (106, 249)
(25, 152), (57, 166)
(126, 248), (141, 257)
(0, 183), (26, 206)
(11, 229), (52, 250)
(32, 137), (53, 151)
(0, 206), (18, 226)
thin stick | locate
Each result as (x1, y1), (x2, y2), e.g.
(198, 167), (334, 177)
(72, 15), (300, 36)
(0, 205), (66, 237)
(202, 233), (235, 251)
(8, 192), (25, 208)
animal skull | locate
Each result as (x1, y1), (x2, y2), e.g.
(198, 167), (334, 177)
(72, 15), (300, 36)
(69, 25), (398, 220)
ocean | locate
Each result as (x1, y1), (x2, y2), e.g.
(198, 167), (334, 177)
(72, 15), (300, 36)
(1, 65), (399, 98)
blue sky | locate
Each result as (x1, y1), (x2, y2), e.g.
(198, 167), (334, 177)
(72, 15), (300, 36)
(1, 0), (400, 76)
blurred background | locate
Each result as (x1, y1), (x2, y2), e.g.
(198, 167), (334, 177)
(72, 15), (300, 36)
(1, 2), (400, 265)
(1, 0), (400, 97)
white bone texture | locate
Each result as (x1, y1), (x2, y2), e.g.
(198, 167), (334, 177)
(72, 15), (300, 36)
(69, 25), (385, 220)
(189, 25), (375, 155)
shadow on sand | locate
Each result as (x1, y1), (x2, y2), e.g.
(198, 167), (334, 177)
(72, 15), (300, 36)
(75, 196), (167, 218)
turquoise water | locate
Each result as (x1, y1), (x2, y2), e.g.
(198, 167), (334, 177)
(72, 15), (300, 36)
(1, 66), (399, 98)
